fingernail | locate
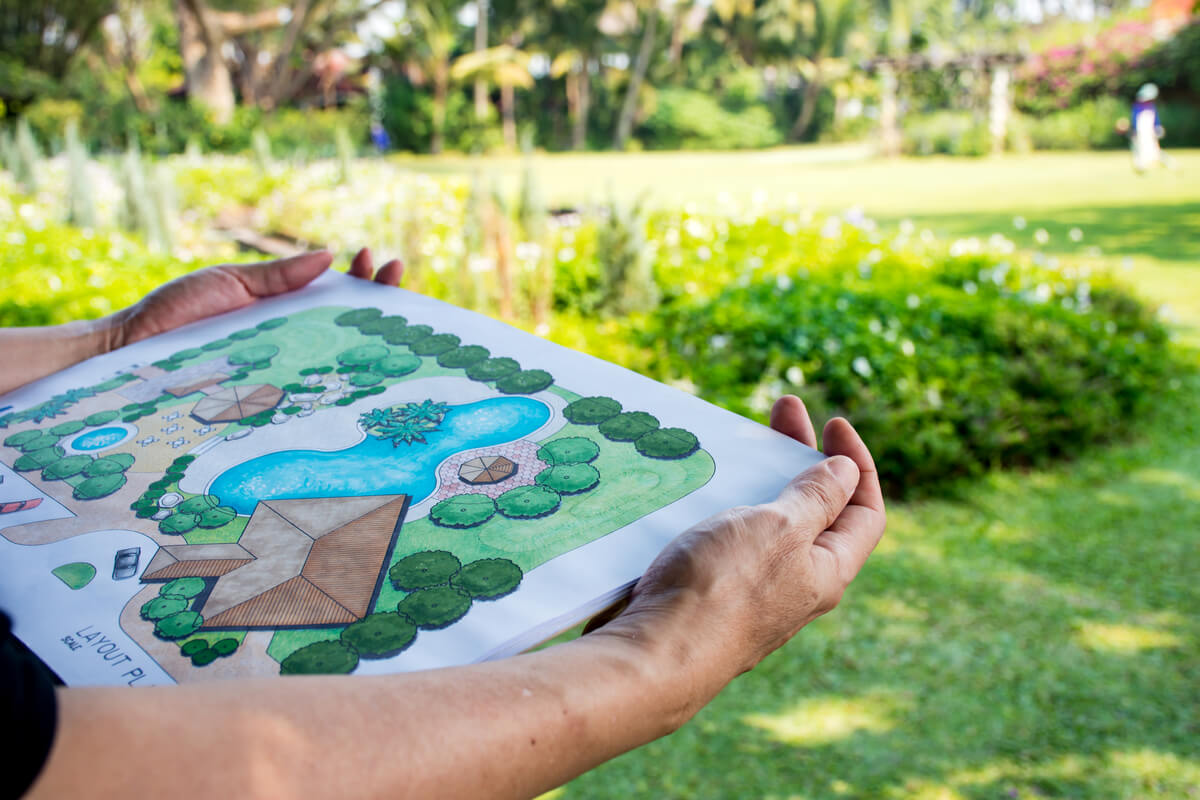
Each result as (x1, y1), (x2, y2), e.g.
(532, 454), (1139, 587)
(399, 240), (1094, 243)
(825, 455), (859, 493)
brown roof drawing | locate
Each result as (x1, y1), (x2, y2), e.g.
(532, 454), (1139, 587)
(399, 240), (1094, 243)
(191, 384), (284, 424)
(459, 455), (517, 485)
(142, 494), (409, 630)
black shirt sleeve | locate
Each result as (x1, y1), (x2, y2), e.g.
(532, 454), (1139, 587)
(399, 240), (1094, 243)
(0, 611), (58, 799)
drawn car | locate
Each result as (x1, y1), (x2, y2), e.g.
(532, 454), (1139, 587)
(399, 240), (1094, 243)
(112, 547), (141, 580)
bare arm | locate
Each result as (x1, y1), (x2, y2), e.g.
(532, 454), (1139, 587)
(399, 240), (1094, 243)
(29, 399), (885, 800)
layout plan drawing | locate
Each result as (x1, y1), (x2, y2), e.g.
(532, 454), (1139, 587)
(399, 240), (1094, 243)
(0, 272), (823, 686)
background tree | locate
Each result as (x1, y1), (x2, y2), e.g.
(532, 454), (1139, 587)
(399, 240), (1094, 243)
(0, 0), (116, 113)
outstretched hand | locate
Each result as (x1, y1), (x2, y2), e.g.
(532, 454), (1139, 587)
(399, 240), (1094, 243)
(593, 395), (886, 708)
(113, 248), (404, 348)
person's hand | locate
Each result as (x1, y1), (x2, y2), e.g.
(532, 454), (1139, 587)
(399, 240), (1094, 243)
(592, 395), (886, 712)
(111, 248), (404, 349)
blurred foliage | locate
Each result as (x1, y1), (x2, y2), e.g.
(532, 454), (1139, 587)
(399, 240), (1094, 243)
(901, 111), (992, 156)
(639, 88), (783, 151)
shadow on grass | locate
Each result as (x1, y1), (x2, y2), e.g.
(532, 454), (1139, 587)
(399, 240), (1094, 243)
(558, 377), (1200, 799)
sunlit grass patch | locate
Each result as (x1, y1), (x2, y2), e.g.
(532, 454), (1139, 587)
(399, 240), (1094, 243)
(742, 692), (908, 746)
(1073, 621), (1184, 654)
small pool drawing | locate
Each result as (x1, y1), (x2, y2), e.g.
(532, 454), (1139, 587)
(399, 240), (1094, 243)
(209, 397), (552, 515)
(70, 425), (134, 452)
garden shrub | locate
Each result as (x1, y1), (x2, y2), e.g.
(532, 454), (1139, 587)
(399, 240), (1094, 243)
(280, 640), (359, 675)
(212, 638), (239, 657)
(83, 457), (125, 477)
(180, 639), (209, 657)
(465, 357), (520, 382)
(389, 550), (463, 590)
(341, 612), (417, 658)
(191, 647), (219, 667)
(160, 513), (198, 535)
(902, 111), (991, 157)
(599, 411), (659, 442)
(197, 507), (237, 529)
(429, 494), (496, 528)
(454, 559), (523, 600)
(14, 448), (63, 471)
(73, 473), (126, 500)
(397, 586), (472, 630)
(178, 495), (220, 515)
(635, 428), (700, 460)
(140, 596), (187, 620)
(496, 369), (554, 395)
(390, 323), (433, 346)
(496, 485), (561, 519)
(377, 354), (422, 377)
(563, 396), (622, 425)
(228, 328), (260, 341)
(640, 88), (782, 150)
(350, 372), (383, 387)
(535, 464), (600, 494)
(410, 333), (460, 356)
(537, 437), (600, 465)
(202, 339), (232, 351)
(338, 344), (391, 367)
(84, 410), (119, 426)
(361, 315), (408, 338)
(228, 344), (279, 365)
(4, 430), (43, 448)
(159, 578), (206, 600)
(335, 307), (382, 327)
(437, 345), (489, 368)
(170, 347), (205, 361)
(257, 317), (288, 331)
(154, 611), (203, 640)
(1026, 97), (1126, 150)
(49, 420), (85, 436)
(19, 432), (61, 453)
(42, 454), (92, 481)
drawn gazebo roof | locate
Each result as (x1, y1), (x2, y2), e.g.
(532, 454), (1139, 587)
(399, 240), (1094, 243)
(458, 455), (517, 485)
(142, 494), (410, 630)
(191, 384), (283, 424)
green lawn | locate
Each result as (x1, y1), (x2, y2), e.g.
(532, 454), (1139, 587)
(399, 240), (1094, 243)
(417, 148), (1200, 799)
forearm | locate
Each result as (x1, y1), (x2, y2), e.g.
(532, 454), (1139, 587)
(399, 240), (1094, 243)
(30, 631), (716, 800)
(0, 316), (123, 395)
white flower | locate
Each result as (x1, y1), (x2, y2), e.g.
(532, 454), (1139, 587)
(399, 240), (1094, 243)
(906, 294), (921, 309)
(963, 281), (978, 295)
(901, 339), (915, 357)
(709, 334), (730, 351)
(664, 227), (681, 246)
(1069, 227), (1083, 242)
(1012, 215), (1027, 230)
(1034, 228), (1050, 245)
(684, 218), (707, 239)
(785, 366), (805, 386)
(696, 245), (712, 261)
(557, 247), (576, 263)
(900, 219), (916, 235)
(775, 274), (792, 291)
(852, 357), (873, 379)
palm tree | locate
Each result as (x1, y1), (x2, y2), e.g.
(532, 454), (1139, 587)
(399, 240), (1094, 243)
(394, 0), (463, 154)
(451, 44), (533, 149)
(790, 0), (865, 140)
(612, 0), (663, 150)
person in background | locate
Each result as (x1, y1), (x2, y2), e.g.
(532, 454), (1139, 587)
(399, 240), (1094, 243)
(1, 250), (886, 800)
(1117, 83), (1176, 173)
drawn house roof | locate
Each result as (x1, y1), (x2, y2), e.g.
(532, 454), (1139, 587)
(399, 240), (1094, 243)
(142, 495), (409, 630)
(191, 384), (284, 424)
(458, 455), (517, 485)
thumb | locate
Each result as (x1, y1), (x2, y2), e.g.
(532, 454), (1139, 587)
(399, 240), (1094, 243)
(773, 455), (859, 537)
(227, 251), (333, 298)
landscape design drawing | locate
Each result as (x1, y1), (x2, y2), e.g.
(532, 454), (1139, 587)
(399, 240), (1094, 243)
(0, 302), (715, 682)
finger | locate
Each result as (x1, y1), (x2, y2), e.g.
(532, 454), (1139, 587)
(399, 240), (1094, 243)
(374, 259), (405, 286)
(822, 417), (884, 515)
(813, 504), (886, 586)
(773, 454), (859, 537)
(227, 250), (333, 298)
(349, 247), (373, 280)
(769, 395), (818, 449)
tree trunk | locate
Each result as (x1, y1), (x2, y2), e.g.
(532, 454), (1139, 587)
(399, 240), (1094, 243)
(879, 63), (901, 158)
(613, 8), (658, 150)
(501, 83), (517, 150)
(474, 0), (489, 120)
(177, 0), (236, 124)
(432, 63), (449, 154)
(790, 70), (822, 141)
(575, 63), (590, 151)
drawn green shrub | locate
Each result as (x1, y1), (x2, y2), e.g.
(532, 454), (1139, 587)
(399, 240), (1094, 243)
(599, 411), (660, 442)
(131, 500), (158, 519)
(280, 640), (359, 675)
(335, 397), (355, 407)
(429, 494), (496, 528)
(198, 506), (237, 529)
(191, 647), (219, 667)
(154, 611), (203, 640)
(454, 559), (523, 600)
(88, 375), (136, 392)
(372, 315), (409, 336)
(49, 420), (85, 436)
(496, 485), (561, 519)
(341, 613), (417, 659)
(141, 595), (187, 621)
(228, 328), (260, 340)
(212, 638), (239, 657)
(83, 457), (127, 477)
(563, 396), (622, 425)
(149, 478), (174, 491)
(51, 562), (95, 590)
(178, 495), (220, 515)
(335, 307), (383, 327)
(159, 513), (198, 535)
(73, 473), (126, 500)
(42, 454), (92, 481)
(535, 464), (600, 495)
(256, 317), (288, 330)
(635, 428), (700, 460)
(111, 453), (137, 469)
(368, 385), (387, 395)
(14, 447), (64, 471)
(466, 357), (520, 382)
(496, 369), (554, 395)
(4, 430), (44, 448)
(84, 410), (120, 427)
(202, 338), (232, 351)
(537, 437), (600, 466)
(377, 354), (421, 377)
(350, 372), (383, 387)
(390, 323), (433, 346)
(397, 586), (472, 630)
(170, 347), (206, 361)
(180, 639), (209, 657)
(19, 432), (61, 453)
(437, 345), (489, 369)
(228, 344), (279, 366)
(389, 550), (462, 591)
(337, 344), (391, 367)
(411, 333), (460, 357)
(161, 577), (206, 599)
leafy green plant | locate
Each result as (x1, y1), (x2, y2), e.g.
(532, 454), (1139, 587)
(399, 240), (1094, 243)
(454, 559), (523, 600)
(496, 485), (561, 519)
(340, 613), (417, 658)
(280, 640), (359, 675)
(389, 550), (463, 590)
(635, 428), (700, 460)
(563, 397), (622, 425)
(535, 464), (600, 494)
(496, 369), (554, 395)
(537, 437), (600, 465)
(429, 495), (496, 528)
(599, 411), (659, 442)
(397, 586), (472, 630)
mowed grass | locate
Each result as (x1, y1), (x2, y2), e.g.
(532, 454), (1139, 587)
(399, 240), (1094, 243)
(403, 149), (1200, 799)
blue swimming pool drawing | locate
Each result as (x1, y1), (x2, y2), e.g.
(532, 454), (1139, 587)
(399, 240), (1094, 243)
(71, 426), (132, 452)
(209, 397), (552, 515)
